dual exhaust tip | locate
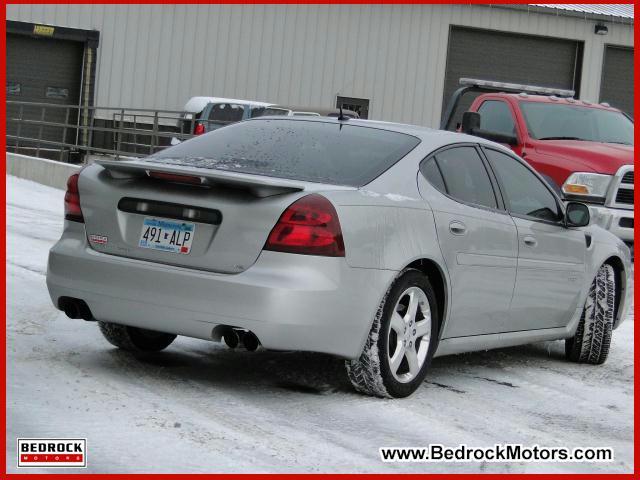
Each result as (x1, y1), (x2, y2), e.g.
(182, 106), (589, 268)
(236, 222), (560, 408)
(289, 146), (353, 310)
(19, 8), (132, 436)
(59, 299), (260, 351)
(221, 327), (260, 351)
(59, 297), (94, 321)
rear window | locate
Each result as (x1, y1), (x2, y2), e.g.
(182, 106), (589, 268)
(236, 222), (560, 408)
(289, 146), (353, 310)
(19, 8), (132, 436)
(208, 103), (245, 123)
(250, 107), (290, 118)
(149, 119), (421, 186)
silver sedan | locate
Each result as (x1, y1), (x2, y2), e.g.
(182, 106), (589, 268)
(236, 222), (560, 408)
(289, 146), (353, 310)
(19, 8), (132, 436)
(46, 117), (632, 398)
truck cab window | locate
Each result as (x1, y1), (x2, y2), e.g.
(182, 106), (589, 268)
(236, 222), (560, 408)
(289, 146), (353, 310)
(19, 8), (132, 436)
(478, 100), (517, 137)
(208, 103), (245, 124)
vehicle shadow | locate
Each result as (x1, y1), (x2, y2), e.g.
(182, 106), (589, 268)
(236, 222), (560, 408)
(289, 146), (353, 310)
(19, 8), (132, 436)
(86, 337), (570, 397)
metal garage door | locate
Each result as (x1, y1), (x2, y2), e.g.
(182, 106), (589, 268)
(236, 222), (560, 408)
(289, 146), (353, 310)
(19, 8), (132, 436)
(442, 27), (583, 126)
(600, 45), (633, 117)
(6, 32), (83, 152)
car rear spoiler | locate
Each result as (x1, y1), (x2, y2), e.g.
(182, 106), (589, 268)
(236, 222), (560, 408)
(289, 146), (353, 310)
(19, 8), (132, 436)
(95, 158), (306, 198)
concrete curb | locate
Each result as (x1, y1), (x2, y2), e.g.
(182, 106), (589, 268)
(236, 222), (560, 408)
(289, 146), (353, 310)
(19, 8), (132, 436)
(6, 152), (81, 190)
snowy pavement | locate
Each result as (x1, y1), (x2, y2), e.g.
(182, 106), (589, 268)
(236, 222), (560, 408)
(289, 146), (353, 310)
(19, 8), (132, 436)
(6, 174), (634, 473)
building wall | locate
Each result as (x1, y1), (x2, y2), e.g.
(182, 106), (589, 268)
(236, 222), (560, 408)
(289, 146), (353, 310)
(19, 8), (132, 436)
(6, 4), (634, 128)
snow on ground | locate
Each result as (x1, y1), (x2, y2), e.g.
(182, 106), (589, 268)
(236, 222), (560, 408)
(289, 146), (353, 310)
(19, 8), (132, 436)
(6, 174), (634, 473)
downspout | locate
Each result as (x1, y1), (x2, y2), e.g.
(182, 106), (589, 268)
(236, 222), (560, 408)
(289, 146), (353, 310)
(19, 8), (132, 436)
(82, 46), (93, 148)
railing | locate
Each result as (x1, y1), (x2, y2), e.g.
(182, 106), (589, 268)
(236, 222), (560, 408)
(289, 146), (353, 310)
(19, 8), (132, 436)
(5, 101), (206, 162)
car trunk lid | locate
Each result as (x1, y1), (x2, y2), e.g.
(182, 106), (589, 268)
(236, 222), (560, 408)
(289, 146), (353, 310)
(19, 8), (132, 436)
(80, 160), (340, 273)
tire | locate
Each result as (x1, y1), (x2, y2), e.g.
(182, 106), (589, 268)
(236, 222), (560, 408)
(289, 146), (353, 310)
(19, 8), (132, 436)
(98, 321), (177, 352)
(345, 269), (439, 398)
(565, 264), (615, 365)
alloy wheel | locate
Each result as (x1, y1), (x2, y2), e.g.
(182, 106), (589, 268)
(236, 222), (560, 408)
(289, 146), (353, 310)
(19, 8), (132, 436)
(386, 286), (432, 383)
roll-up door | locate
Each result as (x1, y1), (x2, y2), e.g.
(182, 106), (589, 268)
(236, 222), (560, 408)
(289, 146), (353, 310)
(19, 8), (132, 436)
(600, 45), (633, 117)
(442, 26), (583, 127)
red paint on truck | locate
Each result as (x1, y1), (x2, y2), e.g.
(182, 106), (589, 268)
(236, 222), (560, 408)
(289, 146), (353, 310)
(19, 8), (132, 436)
(468, 93), (633, 188)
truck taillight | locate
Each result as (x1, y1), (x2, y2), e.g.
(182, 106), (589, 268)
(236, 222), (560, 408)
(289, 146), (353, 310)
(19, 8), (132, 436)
(64, 173), (84, 222)
(264, 194), (345, 257)
(194, 123), (205, 135)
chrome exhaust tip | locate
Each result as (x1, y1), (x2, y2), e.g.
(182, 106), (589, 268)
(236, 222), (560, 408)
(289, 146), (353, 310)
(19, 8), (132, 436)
(62, 302), (81, 319)
(243, 331), (260, 352)
(59, 297), (94, 321)
(223, 328), (240, 349)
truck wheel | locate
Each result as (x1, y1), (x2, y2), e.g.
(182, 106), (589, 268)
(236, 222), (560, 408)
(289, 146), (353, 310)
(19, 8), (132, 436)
(565, 264), (615, 365)
(98, 321), (177, 352)
(345, 269), (439, 398)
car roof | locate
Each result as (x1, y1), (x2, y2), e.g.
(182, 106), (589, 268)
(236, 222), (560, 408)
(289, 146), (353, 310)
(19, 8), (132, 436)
(271, 105), (359, 116)
(492, 93), (621, 112)
(183, 96), (273, 113)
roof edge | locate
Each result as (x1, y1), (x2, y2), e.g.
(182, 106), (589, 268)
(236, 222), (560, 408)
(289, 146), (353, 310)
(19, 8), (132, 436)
(493, 4), (634, 24)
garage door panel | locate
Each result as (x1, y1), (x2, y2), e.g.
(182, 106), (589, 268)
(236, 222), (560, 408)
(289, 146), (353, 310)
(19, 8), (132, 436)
(7, 33), (83, 148)
(442, 27), (582, 128)
(600, 46), (633, 117)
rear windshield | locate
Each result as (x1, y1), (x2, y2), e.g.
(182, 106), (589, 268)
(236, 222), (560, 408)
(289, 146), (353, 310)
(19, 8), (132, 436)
(149, 119), (420, 186)
(250, 107), (290, 118)
(207, 103), (245, 123)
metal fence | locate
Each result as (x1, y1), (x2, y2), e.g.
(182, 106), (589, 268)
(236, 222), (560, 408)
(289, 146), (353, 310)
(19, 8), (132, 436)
(6, 100), (201, 162)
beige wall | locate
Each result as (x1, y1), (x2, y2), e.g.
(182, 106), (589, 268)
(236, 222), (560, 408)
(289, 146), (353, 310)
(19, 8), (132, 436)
(7, 4), (634, 128)
(7, 153), (81, 189)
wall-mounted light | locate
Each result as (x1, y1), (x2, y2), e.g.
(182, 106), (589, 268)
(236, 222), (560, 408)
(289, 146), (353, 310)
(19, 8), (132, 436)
(595, 24), (608, 35)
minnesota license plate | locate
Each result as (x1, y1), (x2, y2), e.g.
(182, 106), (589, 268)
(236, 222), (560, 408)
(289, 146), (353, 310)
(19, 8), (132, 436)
(139, 217), (195, 254)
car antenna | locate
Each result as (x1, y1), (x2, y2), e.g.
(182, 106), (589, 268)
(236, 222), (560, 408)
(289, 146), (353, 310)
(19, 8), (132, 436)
(337, 105), (348, 121)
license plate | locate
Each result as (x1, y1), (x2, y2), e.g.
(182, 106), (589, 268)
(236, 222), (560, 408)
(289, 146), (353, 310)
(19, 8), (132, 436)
(138, 217), (195, 254)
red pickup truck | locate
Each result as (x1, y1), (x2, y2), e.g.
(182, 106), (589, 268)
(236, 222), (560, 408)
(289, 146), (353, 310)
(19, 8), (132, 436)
(443, 78), (634, 252)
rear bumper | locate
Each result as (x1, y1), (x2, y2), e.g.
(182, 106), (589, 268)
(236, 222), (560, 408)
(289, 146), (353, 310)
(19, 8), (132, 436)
(588, 205), (634, 244)
(46, 222), (395, 359)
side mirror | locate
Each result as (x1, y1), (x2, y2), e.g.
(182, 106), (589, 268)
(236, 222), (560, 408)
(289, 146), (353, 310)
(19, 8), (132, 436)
(565, 202), (590, 228)
(460, 111), (518, 146)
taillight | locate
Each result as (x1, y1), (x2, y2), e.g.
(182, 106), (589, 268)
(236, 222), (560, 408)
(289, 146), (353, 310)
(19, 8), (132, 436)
(264, 194), (345, 257)
(194, 123), (205, 135)
(147, 171), (203, 185)
(64, 173), (84, 222)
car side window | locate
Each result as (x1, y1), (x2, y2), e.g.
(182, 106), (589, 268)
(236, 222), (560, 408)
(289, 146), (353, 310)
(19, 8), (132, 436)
(420, 158), (446, 194)
(478, 100), (517, 136)
(431, 146), (497, 209)
(484, 148), (561, 222)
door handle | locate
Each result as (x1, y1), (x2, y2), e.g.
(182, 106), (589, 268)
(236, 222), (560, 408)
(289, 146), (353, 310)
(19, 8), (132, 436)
(523, 235), (538, 247)
(449, 221), (467, 235)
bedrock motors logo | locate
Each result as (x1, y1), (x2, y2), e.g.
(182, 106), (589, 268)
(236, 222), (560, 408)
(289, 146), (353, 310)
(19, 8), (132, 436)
(17, 438), (87, 468)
